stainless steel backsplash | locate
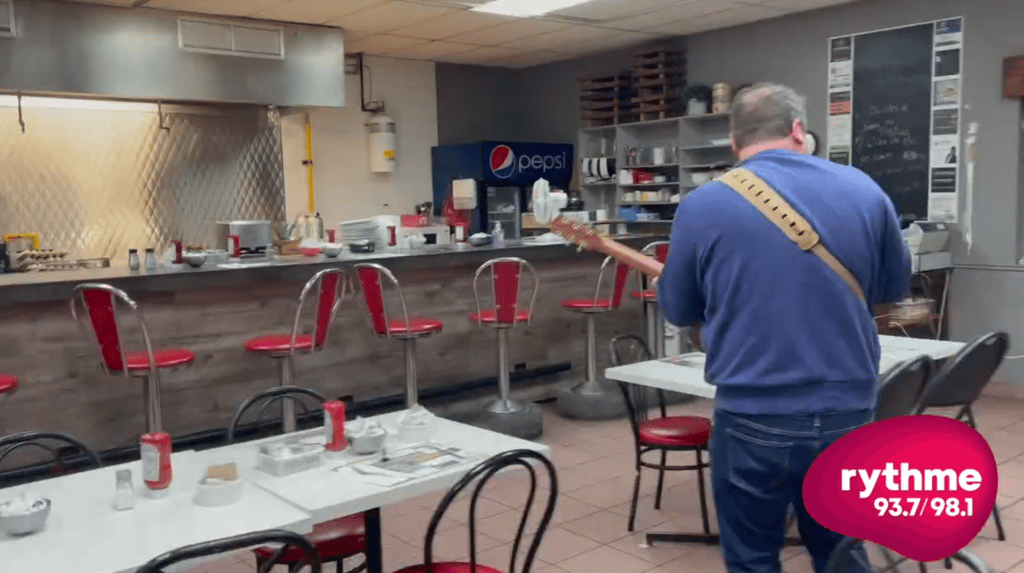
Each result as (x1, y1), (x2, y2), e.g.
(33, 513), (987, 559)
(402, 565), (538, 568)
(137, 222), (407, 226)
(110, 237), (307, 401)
(0, 103), (285, 258)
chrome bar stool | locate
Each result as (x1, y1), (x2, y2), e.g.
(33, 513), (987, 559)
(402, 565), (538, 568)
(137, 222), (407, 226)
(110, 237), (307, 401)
(71, 284), (195, 434)
(243, 269), (346, 433)
(470, 257), (539, 414)
(353, 263), (443, 408)
(630, 241), (670, 357)
(556, 255), (632, 420)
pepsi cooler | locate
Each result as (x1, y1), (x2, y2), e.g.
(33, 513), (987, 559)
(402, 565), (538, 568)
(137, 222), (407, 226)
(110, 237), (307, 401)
(432, 141), (574, 238)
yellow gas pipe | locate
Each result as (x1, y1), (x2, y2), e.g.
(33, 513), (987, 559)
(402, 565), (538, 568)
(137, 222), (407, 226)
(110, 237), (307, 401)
(304, 112), (315, 213)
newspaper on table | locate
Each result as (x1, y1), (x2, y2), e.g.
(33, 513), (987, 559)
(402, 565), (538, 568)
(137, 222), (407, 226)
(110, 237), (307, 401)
(332, 443), (481, 486)
(659, 353), (706, 370)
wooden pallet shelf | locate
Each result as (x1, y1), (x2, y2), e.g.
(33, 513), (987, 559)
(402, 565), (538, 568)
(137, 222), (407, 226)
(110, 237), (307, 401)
(578, 72), (634, 126)
(631, 47), (686, 122)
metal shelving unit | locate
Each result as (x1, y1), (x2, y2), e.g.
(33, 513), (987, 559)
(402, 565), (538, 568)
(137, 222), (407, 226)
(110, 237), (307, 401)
(578, 112), (732, 228)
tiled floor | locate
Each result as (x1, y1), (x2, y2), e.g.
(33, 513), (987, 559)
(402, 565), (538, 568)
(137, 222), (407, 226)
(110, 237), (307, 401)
(201, 382), (1024, 573)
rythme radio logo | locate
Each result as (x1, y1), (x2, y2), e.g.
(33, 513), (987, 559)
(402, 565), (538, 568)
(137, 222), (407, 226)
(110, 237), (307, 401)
(489, 144), (567, 179)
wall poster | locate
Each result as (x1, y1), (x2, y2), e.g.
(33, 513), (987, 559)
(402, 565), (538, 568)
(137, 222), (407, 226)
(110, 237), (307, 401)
(826, 17), (964, 223)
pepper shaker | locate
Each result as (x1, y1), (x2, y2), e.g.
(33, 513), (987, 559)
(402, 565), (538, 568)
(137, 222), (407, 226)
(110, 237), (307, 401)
(114, 469), (135, 511)
(128, 249), (140, 271)
(145, 248), (156, 270)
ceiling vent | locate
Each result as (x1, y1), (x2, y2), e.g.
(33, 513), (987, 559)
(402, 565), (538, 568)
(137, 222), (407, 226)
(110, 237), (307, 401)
(178, 17), (285, 59)
(0, 0), (16, 38)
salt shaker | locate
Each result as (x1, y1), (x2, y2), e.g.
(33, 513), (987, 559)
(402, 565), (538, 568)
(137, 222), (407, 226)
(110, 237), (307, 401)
(114, 469), (135, 511)
(128, 249), (140, 271)
(145, 248), (156, 270)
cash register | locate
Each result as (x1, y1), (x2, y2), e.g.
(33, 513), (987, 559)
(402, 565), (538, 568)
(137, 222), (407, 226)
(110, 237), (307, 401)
(902, 222), (952, 273)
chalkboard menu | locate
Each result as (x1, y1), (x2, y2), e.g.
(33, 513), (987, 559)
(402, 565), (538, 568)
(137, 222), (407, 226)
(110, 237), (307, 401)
(827, 18), (964, 222)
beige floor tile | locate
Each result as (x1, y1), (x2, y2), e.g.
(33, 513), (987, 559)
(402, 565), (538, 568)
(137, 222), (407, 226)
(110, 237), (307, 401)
(561, 509), (637, 544)
(606, 532), (702, 566)
(534, 527), (602, 564)
(558, 545), (654, 573)
(968, 538), (1024, 572)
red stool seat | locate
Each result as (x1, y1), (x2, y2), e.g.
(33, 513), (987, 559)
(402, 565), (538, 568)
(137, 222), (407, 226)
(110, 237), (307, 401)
(639, 416), (712, 447)
(244, 334), (314, 354)
(468, 309), (531, 324)
(394, 563), (504, 573)
(0, 374), (17, 395)
(387, 318), (443, 336)
(562, 299), (613, 311)
(630, 290), (658, 301)
(253, 514), (366, 563)
(117, 349), (196, 372)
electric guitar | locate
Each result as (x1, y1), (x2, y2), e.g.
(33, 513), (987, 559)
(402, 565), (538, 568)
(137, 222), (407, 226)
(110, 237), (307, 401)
(550, 217), (664, 278)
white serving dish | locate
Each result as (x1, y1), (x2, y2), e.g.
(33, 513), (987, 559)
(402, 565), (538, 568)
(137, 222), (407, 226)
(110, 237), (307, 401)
(256, 442), (323, 477)
(0, 498), (50, 536)
(194, 479), (244, 507)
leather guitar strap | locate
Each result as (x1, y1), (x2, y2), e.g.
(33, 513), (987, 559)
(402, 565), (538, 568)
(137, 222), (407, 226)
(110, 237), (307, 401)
(718, 167), (867, 305)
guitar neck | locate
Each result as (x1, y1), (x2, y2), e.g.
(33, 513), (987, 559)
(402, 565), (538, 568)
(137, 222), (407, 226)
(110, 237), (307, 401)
(597, 238), (665, 278)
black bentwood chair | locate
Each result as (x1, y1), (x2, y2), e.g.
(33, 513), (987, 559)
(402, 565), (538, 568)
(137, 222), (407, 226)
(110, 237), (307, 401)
(393, 449), (558, 573)
(135, 529), (322, 573)
(227, 387), (368, 573)
(227, 386), (329, 443)
(824, 536), (992, 573)
(914, 332), (1009, 542)
(875, 355), (933, 421)
(0, 431), (102, 488)
(609, 334), (716, 545)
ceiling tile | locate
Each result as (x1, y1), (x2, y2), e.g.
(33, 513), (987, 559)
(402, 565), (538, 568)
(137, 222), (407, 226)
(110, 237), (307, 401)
(486, 50), (569, 69)
(550, 0), (696, 20)
(327, 1), (458, 33)
(603, 1), (741, 31)
(445, 18), (569, 46)
(746, 0), (855, 11)
(647, 5), (783, 35)
(143, 0), (281, 17)
(343, 33), (429, 54)
(388, 10), (512, 40)
(382, 40), (481, 59)
(251, 0), (388, 24)
(546, 29), (658, 55)
(440, 45), (523, 64)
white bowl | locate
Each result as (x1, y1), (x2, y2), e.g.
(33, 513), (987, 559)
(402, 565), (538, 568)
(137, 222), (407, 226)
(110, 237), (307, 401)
(322, 244), (344, 258)
(0, 498), (50, 536)
(349, 430), (387, 455)
(194, 479), (243, 507)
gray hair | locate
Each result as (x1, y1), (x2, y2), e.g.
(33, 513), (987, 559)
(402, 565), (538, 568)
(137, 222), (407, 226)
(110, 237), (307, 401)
(730, 83), (808, 150)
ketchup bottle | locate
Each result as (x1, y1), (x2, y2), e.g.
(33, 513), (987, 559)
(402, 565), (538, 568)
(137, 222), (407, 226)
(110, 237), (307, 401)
(324, 401), (347, 455)
(140, 432), (172, 497)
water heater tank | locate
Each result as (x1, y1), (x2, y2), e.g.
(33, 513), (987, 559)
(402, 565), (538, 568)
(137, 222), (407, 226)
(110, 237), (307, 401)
(366, 114), (396, 173)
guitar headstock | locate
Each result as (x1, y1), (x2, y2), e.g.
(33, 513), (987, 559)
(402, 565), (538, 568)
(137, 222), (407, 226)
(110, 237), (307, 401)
(550, 216), (606, 252)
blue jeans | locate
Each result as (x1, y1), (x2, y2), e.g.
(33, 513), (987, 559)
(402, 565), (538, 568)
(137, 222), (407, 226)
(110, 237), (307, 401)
(711, 408), (873, 573)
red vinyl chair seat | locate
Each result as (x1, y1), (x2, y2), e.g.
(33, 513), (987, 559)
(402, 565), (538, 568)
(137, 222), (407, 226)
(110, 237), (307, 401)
(386, 318), (444, 336)
(0, 374), (17, 395)
(561, 299), (613, 311)
(244, 334), (315, 354)
(629, 290), (658, 301)
(468, 309), (532, 324)
(394, 563), (505, 573)
(117, 349), (196, 372)
(638, 416), (712, 447)
(253, 514), (366, 563)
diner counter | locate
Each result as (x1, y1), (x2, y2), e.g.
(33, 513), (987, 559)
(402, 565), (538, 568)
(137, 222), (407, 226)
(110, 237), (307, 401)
(0, 235), (660, 451)
(0, 236), (659, 305)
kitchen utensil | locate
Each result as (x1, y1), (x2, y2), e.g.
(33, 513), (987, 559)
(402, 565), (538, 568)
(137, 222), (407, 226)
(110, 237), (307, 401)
(183, 253), (206, 268)
(322, 244), (344, 258)
(0, 497), (50, 536)
(349, 240), (375, 254)
(468, 233), (492, 247)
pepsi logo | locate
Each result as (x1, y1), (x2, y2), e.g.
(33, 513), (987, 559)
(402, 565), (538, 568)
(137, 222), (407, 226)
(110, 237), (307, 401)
(489, 145), (516, 179)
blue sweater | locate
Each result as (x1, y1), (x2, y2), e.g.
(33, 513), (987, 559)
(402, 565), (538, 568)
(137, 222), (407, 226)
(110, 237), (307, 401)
(658, 149), (910, 415)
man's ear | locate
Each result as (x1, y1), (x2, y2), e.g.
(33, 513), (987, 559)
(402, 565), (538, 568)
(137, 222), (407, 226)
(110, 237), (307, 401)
(792, 120), (807, 150)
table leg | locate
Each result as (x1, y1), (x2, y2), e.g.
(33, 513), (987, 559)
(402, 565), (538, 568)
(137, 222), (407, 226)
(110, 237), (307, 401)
(365, 507), (383, 573)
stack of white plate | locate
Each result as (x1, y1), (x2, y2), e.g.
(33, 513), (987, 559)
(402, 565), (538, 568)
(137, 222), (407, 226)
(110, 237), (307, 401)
(339, 218), (380, 244)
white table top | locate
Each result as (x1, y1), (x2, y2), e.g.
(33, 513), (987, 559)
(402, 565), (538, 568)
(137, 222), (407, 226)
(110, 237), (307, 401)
(604, 335), (965, 398)
(193, 410), (550, 524)
(0, 450), (314, 573)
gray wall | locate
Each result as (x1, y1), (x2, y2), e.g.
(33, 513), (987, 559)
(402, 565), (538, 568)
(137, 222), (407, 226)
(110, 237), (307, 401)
(437, 0), (1024, 381)
(435, 63), (527, 144)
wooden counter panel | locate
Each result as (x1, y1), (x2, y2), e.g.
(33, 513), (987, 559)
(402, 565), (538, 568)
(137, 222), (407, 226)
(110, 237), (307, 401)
(0, 255), (644, 449)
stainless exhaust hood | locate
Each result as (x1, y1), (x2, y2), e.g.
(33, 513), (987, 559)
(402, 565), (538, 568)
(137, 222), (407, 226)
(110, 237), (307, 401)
(0, 0), (345, 107)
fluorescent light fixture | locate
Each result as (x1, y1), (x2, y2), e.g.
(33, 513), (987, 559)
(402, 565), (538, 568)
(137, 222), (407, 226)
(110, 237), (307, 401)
(0, 95), (157, 112)
(471, 0), (594, 17)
